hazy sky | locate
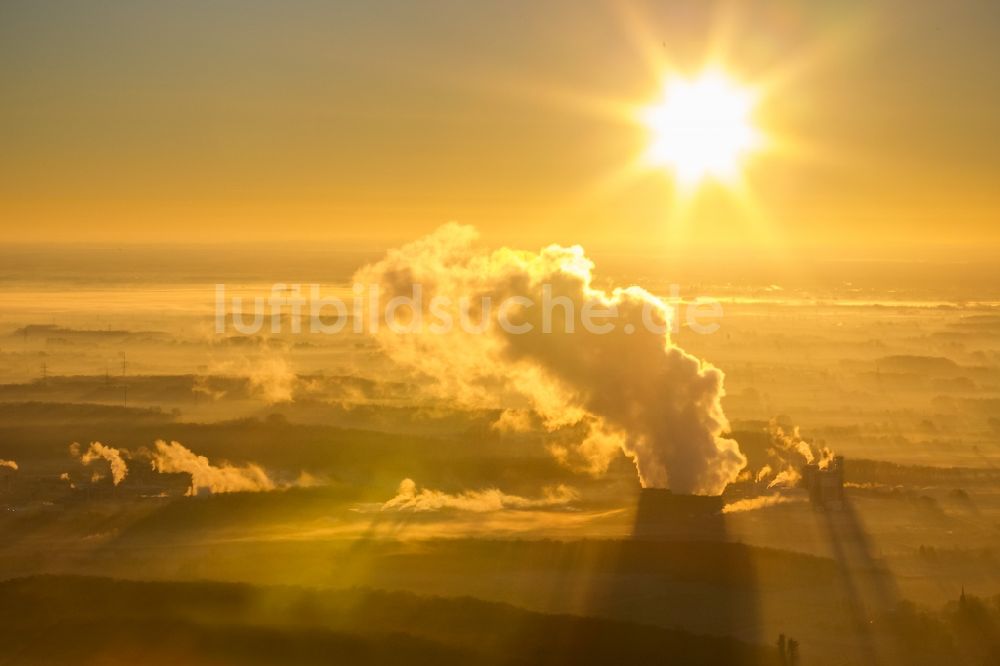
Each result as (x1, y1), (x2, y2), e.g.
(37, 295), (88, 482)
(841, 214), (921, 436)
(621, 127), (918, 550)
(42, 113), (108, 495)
(2, 0), (999, 258)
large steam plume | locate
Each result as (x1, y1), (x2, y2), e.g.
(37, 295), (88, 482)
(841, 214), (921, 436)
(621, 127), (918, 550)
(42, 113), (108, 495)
(355, 224), (744, 494)
(76, 442), (128, 486)
(381, 478), (578, 512)
(151, 440), (276, 495)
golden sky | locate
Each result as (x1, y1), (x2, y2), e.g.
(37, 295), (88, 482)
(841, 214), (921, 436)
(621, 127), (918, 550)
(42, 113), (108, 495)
(2, 0), (999, 258)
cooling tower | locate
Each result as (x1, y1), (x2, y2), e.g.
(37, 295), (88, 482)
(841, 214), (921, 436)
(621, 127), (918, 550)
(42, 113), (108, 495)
(632, 488), (725, 540)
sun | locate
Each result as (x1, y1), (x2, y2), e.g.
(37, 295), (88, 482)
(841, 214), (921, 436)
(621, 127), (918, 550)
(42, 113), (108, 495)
(640, 70), (762, 186)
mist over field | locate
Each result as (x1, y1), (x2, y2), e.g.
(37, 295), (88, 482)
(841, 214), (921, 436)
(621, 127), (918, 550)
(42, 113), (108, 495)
(5, 0), (1000, 663)
(0, 245), (998, 665)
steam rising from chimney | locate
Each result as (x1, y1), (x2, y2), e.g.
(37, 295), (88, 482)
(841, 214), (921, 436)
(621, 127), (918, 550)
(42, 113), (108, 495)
(756, 423), (835, 489)
(356, 224), (745, 494)
(151, 440), (276, 495)
(76, 442), (128, 486)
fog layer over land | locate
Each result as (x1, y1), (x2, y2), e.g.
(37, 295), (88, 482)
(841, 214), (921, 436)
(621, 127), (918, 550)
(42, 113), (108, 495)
(1, 245), (999, 665)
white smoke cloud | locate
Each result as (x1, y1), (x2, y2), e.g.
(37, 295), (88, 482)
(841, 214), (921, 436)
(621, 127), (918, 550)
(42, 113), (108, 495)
(546, 422), (626, 478)
(150, 440), (276, 495)
(380, 478), (579, 513)
(0, 459), (17, 471)
(77, 442), (128, 486)
(355, 224), (744, 494)
(723, 493), (804, 514)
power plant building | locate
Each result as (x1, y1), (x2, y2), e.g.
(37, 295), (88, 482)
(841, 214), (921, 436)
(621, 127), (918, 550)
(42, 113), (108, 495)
(633, 488), (725, 540)
(801, 456), (845, 508)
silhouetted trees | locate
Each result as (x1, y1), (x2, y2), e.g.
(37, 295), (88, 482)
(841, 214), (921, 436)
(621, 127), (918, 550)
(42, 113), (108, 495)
(0, 576), (782, 666)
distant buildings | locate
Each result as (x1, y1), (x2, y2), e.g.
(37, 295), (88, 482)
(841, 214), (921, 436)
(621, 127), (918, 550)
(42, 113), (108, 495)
(0, 464), (189, 509)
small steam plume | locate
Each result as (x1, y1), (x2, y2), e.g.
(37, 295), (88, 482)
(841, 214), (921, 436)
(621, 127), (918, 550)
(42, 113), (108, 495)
(151, 440), (276, 495)
(767, 468), (801, 489)
(356, 225), (745, 494)
(723, 493), (804, 514)
(755, 422), (835, 489)
(380, 478), (578, 513)
(774, 423), (835, 468)
(76, 442), (128, 486)
(0, 459), (17, 471)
